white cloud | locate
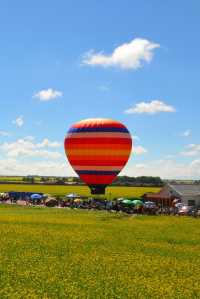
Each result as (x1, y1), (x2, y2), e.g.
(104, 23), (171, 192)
(134, 145), (147, 155)
(125, 100), (175, 114)
(83, 38), (160, 70)
(132, 135), (140, 141)
(0, 138), (62, 159)
(182, 129), (191, 137)
(12, 116), (24, 127)
(0, 158), (74, 176)
(24, 136), (35, 141)
(1, 156), (200, 179)
(34, 88), (63, 101)
(181, 144), (200, 157)
(122, 159), (200, 179)
(36, 138), (61, 148)
(0, 131), (10, 136)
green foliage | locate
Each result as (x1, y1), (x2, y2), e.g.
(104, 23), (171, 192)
(113, 176), (163, 186)
(0, 205), (200, 298)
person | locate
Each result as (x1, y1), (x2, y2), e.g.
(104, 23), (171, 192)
(106, 200), (113, 211)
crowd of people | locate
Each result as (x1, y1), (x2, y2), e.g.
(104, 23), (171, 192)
(0, 192), (159, 214)
(1, 191), (199, 216)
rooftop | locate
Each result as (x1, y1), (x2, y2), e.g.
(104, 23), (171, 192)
(169, 184), (200, 196)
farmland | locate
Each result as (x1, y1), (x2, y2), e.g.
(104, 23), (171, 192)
(0, 183), (160, 199)
(0, 205), (200, 299)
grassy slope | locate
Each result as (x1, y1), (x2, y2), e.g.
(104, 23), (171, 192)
(0, 184), (160, 199)
(0, 205), (200, 299)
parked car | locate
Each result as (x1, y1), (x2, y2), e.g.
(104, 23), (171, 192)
(178, 205), (197, 216)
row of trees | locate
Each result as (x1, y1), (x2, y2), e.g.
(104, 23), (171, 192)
(22, 175), (163, 187)
(112, 176), (163, 187)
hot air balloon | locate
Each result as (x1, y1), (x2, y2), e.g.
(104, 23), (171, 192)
(64, 118), (132, 194)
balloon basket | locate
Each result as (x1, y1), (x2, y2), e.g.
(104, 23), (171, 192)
(89, 185), (107, 195)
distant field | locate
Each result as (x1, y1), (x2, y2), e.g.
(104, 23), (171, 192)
(0, 176), (41, 183)
(0, 176), (23, 182)
(0, 205), (200, 299)
(0, 184), (160, 199)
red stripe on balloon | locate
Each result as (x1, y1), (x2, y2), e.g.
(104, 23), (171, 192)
(79, 174), (116, 185)
(68, 160), (127, 166)
(65, 137), (132, 145)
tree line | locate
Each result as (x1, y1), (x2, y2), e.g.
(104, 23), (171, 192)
(22, 175), (163, 187)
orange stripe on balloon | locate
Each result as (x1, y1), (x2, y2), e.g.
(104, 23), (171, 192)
(66, 149), (131, 156)
(72, 119), (126, 129)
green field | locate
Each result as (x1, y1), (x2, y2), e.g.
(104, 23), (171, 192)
(0, 205), (200, 299)
(0, 184), (160, 199)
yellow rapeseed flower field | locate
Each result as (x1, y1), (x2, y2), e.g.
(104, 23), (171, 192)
(0, 184), (160, 199)
(1, 205), (200, 298)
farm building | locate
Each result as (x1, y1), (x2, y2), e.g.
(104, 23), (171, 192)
(167, 184), (200, 206)
(143, 185), (173, 206)
(143, 184), (200, 206)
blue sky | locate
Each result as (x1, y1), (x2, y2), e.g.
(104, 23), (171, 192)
(0, 0), (200, 178)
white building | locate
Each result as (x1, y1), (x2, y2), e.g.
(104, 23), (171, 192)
(168, 184), (200, 206)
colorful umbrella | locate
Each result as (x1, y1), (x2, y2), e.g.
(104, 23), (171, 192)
(132, 199), (143, 206)
(30, 194), (43, 200)
(122, 199), (135, 206)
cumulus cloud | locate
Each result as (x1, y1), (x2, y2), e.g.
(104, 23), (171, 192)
(125, 100), (175, 114)
(12, 116), (24, 127)
(0, 138), (62, 159)
(24, 136), (35, 141)
(1, 156), (200, 179)
(181, 129), (191, 137)
(134, 145), (147, 155)
(181, 144), (200, 157)
(83, 38), (160, 70)
(34, 88), (63, 101)
(36, 138), (61, 148)
(0, 158), (74, 176)
(122, 159), (200, 179)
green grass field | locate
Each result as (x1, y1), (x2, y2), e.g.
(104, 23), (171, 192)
(0, 205), (200, 299)
(0, 184), (160, 199)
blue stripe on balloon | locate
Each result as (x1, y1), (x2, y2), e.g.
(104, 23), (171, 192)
(76, 170), (120, 175)
(68, 127), (129, 133)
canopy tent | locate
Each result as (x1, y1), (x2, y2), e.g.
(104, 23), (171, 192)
(122, 199), (135, 206)
(65, 193), (81, 199)
(30, 194), (43, 200)
(74, 198), (83, 203)
(132, 199), (143, 206)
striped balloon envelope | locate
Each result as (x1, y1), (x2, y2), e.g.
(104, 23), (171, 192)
(64, 118), (132, 194)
